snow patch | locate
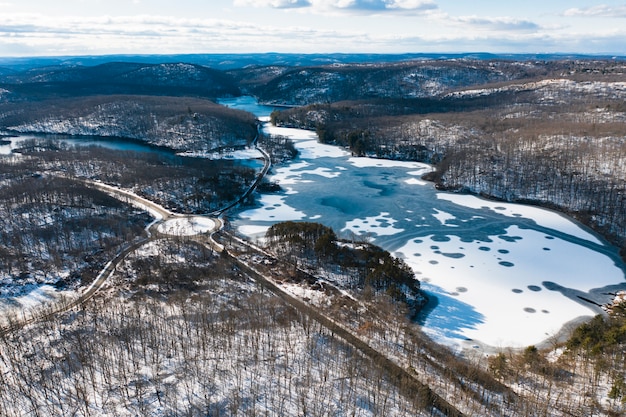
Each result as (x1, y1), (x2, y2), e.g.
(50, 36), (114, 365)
(342, 212), (404, 237)
(156, 217), (216, 236)
(437, 193), (604, 245)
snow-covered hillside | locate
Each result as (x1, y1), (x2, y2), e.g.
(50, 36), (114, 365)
(0, 96), (256, 152)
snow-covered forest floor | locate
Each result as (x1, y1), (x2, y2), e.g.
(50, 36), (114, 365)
(0, 239), (437, 417)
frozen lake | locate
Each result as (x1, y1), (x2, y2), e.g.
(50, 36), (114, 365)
(0, 133), (167, 155)
(225, 97), (626, 351)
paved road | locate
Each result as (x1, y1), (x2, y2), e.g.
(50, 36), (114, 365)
(212, 145), (272, 216)
(1, 178), (227, 334)
(0, 235), (154, 335)
(86, 180), (175, 220)
(2, 137), (273, 332)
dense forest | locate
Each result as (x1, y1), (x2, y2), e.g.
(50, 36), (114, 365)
(265, 221), (423, 307)
(0, 239), (442, 417)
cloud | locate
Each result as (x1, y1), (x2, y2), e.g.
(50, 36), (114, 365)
(233, 0), (311, 8)
(233, 0), (437, 14)
(452, 15), (540, 31)
(0, 10), (625, 57)
(0, 13), (375, 55)
(564, 5), (626, 18)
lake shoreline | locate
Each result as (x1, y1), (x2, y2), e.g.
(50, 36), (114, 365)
(232, 108), (625, 349)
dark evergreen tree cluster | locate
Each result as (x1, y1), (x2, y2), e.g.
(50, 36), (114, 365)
(265, 221), (420, 304)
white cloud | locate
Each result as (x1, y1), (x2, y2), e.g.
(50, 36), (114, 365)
(233, 0), (311, 8)
(0, 7), (625, 57)
(233, 0), (437, 14)
(564, 4), (626, 18)
(452, 15), (540, 32)
(0, 13), (374, 55)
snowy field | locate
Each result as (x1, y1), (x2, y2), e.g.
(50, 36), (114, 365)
(0, 284), (60, 319)
(156, 216), (215, 236)
(236, 120), (626, 350)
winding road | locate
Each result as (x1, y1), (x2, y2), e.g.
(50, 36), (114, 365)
(1, 130), (474, 415)
(1, 141), (269, 333)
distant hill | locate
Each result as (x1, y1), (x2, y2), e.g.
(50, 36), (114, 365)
(2, 53), (625, 104)
(0, 52), (624, 71)
(0, 62), (240, 100)
(229, 60), (542, 105)
(0, 95), (257, 152)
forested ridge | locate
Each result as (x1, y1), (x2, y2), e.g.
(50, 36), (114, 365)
(0, 95), (257, 152)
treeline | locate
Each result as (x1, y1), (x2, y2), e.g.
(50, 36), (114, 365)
(265, 221), (422, 306)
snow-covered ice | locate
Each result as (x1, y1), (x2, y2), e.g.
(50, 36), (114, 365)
(437, 193), (604, 245)
(238, 225), (271, 237)
(342, 212), (405, 237)
(348, 157), (432, 172)
(263, 123), (350, 159)
(233, 97), (626, 350)
(178, 147), (264, 160)
(432, 209), (458, 227)
(0, 285), (57, 310)
(396, 225), (623, 348)
(238, 194), (307, 222)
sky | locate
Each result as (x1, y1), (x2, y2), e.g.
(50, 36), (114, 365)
(0, 1), (625, 57)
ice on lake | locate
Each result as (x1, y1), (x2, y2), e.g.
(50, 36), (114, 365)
(228, 98), (626, 350)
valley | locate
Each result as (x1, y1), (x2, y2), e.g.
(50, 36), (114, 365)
(0, 54), (625, 416)
(230, 99), (625, 351)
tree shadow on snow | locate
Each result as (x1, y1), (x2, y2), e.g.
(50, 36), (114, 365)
(415, 283), (485, 341)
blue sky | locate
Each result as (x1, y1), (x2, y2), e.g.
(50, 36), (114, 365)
(0, 1), (625, 56)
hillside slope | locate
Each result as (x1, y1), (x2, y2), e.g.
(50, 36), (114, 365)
(0, 95), (257, 152)
(0, 62), (240, 100)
